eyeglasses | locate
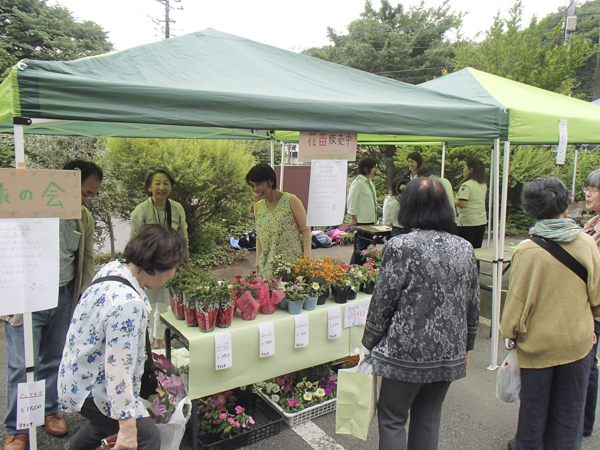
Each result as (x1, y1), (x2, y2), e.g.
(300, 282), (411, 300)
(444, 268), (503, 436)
(583, 188), (600, 195)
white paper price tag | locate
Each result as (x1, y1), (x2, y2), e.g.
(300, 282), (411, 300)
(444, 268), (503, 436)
(258, 321), (275, 358)
(344, 299), (371, 328)
(556, 119), (568, 165)
(16, 380), (45, 430)
(215, 332), (233, 370)
(328, 307), (342, 339)
(294, 314), (309, 348)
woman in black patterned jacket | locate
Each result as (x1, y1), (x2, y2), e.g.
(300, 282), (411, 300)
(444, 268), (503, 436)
(362, 177), (480, 450)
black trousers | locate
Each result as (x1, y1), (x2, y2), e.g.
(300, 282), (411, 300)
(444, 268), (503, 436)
(456, 224), (487, 249)
(350, 222), (374, 265)
(66, 397), (160, 450)
(584, 321), (600, 435)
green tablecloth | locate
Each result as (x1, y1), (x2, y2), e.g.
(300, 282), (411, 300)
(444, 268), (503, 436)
(161, 292), (371, 399)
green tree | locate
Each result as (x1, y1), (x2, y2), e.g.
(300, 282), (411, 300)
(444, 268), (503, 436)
(100, 138), (256, 255)
(304, 0), (461, 84)
(0, 0), (113, 78)
(454, 1), (596, 95)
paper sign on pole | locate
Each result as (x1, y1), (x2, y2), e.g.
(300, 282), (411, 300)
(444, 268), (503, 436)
(16, 380), (45, 430)
(0, 218), (59, 315)
(258, 321), (275, 358)
(294, 314), (309, 348)
(327, 307), (342, 340)
(306, 160), (348, 226)
(0, 169), (82, 219)
(344, 299), (371, 328)
(299, 132), (357, 162)
(556, 119), (568, 165)
(215, 332), (233, 370)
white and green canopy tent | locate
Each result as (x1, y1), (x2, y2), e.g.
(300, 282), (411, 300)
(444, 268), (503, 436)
(421, 67), (600, 369)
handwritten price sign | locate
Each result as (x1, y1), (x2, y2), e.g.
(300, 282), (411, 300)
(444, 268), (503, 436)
(258, 321), (275, 358)
(214, 332), (233, 370)
(16, 380), (45, 430)
(295, 314), (309, 348)
(344, 300), (371, 328)
(328, 307), (342, 339)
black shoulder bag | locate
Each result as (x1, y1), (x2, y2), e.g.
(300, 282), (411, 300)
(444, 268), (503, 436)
(530, 235), (587, 283)
(90, 275), (159, 400)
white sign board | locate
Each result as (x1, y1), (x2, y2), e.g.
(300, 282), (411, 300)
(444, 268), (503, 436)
(344, 299), (371, 328)
(327, 307), (343, 340)
(294, 314), (309, 348)
(306, 160), (348, 226)
(299, 132), (357, 162)
(556, 119), (568, 165)
(16, 380), (45, 430)
(0, 218), (59, 315)
(215, 332), (233, 370)
(258, 321), (275, 358)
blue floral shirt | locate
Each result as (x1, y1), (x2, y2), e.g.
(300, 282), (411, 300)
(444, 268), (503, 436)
(59, 260), (151, 420)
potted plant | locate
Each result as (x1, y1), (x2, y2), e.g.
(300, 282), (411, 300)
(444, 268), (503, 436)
(259, 279), (285, 314)
(217, 282), (234, 328)
(285, 284), (306, 314)
(197, 390), (257, 444)
(361, 247), (382, 269)
(362, 263), (380, 294)
(165, 269), (194, 320)
(346, 265), (364, 300)
(271, 254), (296, 283)
(303, 281), (323, 311)
(195, 283), (220, 333)
(332, 265), (355, 304)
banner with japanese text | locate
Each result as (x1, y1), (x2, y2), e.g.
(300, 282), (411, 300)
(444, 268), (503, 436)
(299, 132), (357, 162)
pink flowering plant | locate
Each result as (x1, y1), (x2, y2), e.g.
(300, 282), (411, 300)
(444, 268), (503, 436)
(145, 353), (188, 424)
(252, 371), (337, 413)
(361, 247), (382, 269)
(362, 260), (380, 285)
(197, 391), (255, 439)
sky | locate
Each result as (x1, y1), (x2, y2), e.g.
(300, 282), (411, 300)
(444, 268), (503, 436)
(51, 0), (573, 52)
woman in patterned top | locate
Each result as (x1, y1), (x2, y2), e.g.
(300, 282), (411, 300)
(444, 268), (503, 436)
(246, 164), (311, 279)
(362, 177), (480, 450)
(59, 225), (186, 450)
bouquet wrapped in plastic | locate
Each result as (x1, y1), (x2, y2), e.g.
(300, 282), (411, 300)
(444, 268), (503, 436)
(258, 281), (285, 314)
(234, 291), (260, 320)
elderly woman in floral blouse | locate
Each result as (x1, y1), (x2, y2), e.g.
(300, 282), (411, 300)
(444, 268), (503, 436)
(362, 177), (480, 450)
(59, 225), (186, 450)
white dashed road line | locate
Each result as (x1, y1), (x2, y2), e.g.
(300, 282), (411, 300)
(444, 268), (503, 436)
(292, 420), (346, 450)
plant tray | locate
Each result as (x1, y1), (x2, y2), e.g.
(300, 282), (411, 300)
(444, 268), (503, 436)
(198, 394), (282, 450)
(261, 394), (337, 427)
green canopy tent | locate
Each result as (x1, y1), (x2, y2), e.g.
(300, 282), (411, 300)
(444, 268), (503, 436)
(421, 67), (600, 369)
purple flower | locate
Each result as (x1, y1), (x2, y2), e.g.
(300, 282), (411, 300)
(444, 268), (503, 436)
(148, 397), (168, 420)
(217, 395), (226, 405)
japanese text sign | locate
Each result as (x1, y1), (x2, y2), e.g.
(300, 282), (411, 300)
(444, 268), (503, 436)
(294, 314), (309, 348)
(556, 119), (568, 165)
(344, 299), (371, 328)
(327, 307), (342, 340)
(215, 332), (233, 370)
(258, 321), (275, 358)
(306, 160), (348, 226)
(17, 380), (45, 430)
(0, 169), (82, 219)
(299, 131), (357, 162)
(0, 218), (60, 315)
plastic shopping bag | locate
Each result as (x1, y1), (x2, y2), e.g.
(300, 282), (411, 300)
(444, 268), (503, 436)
(142, 397), (192, 450)
(496, 349), (521, 403)
(336, 349), (380, 440)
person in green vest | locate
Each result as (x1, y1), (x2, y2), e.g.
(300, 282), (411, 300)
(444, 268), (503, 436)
(455, 158), (487, 248)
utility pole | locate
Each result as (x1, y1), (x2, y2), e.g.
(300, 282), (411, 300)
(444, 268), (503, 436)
(564, 0), (577, 49)
(594, 27), (600, 101)
(151, 0), (183, 39)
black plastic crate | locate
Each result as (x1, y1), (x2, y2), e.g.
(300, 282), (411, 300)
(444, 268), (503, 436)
(198, 393), (282, 450)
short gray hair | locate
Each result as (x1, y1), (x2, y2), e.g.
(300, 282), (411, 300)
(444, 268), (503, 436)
(585, 169), (600, 189)
(521, 176), (571, 220)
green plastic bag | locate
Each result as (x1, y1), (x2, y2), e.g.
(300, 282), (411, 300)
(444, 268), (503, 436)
(335, 359), (380, 440)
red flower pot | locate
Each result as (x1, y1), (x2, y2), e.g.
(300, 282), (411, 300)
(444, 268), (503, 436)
(169, 289), (184, 320)
(183, 305), (197, 327)
(217, 306), (234, 328)
(197, 311), (216, 332)
(260, 305), (275, 315)
(241, 310), (258, 321)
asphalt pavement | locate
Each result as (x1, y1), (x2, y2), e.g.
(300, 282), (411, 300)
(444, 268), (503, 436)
(1, 240), (599, 449)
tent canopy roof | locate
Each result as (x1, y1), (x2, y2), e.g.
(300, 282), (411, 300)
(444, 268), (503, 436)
(421, 68), (600, 145)
(0, 28), (501, 141)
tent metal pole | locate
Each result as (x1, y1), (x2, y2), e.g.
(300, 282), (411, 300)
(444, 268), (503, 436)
(270, 139), (274, 168)
(572, 146), (579, 197)
(279, 142), (285, 191)
(441, 143), (447, 177)
(488, 139), (501, 370)
(490, 141), (511, 371)
(487, 147), (494, 247)
(13, 123), (38, 449)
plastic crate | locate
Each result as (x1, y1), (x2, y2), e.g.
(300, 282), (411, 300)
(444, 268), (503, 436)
(198, 394), (282, 450)
(261, 394), (337, 427)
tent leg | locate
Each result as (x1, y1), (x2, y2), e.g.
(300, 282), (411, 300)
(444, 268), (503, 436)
(572, 146), (579, 197)
(488, 139), (501, 371)
(279, 142), (285, 191)
(270, 139), (275, 168)
(14, 124), (25, 164)
(487, 146), (494, 247)
(441, 143), (446, 177)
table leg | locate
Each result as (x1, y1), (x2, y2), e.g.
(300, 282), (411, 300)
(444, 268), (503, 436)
(165, 328), (171, 361)
(191, 399), (198, 450)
